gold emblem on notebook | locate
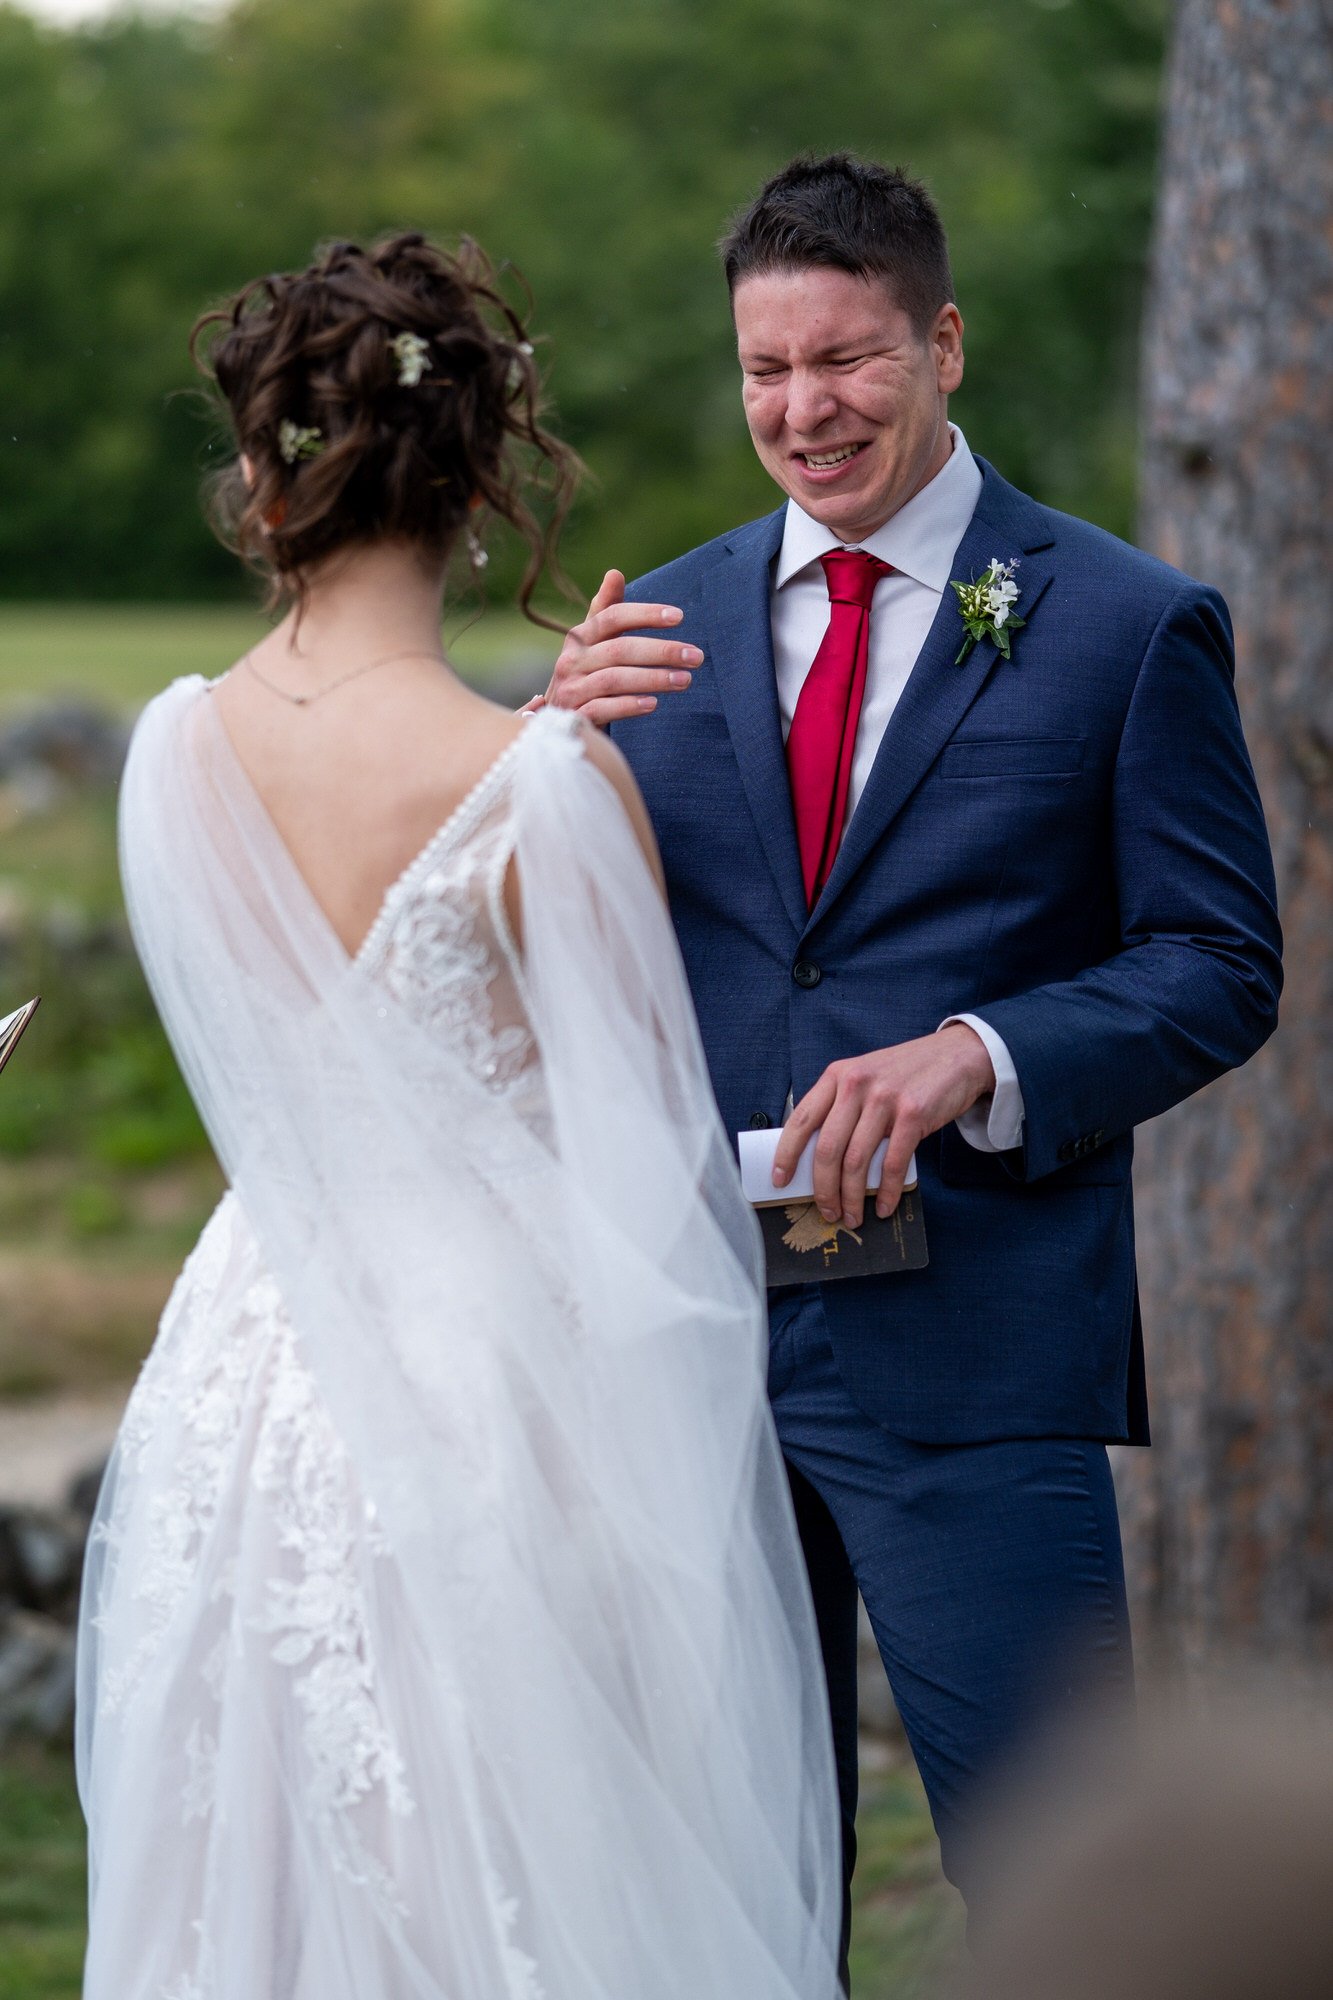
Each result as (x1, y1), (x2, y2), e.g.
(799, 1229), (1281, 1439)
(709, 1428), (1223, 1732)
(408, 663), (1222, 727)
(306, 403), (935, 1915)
(781, 1203), (864, 1258)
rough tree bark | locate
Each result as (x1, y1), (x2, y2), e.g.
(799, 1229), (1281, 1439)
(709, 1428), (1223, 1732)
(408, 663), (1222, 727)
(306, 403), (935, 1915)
(1121, 0), (1333, 1670)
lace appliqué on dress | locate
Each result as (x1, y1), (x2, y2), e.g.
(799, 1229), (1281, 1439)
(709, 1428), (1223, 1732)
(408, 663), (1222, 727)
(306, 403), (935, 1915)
(356, 738), (534, 1098)
(247, 1270), (417, 1919)
(94, 1205), (418, 1953)
(93, 1198), (251, 1719)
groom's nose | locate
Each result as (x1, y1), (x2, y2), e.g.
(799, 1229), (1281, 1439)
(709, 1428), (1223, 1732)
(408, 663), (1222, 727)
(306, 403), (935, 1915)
(783, 367), (841, 438)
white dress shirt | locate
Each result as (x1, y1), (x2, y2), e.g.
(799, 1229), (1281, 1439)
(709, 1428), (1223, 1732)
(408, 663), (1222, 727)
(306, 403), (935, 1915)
(769, 425), (1024, 1154)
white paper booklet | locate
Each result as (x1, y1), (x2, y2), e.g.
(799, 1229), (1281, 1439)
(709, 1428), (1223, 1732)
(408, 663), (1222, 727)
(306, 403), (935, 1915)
(737, 1123), (918, 1209)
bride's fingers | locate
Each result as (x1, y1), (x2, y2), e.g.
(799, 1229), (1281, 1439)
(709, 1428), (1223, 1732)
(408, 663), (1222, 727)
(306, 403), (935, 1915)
(583, 693), (660, 726)
(587, 598), (684, 641)
(585, 637), (700, 675)
(567, 598), (681, 655)
(549, 611), (693, 714)
(550, 657), (696, 717)
(548, 574), (630, 690)
(589, 568), (626, 617)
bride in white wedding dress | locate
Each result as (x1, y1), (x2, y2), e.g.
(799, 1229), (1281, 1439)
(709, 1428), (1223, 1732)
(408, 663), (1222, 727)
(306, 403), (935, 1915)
(75, 234), (840, 1998)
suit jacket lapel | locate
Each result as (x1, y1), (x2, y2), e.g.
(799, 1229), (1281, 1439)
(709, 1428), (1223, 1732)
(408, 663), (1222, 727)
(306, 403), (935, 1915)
(808, 463), (1058, 928)
(702, 508), (808, 932)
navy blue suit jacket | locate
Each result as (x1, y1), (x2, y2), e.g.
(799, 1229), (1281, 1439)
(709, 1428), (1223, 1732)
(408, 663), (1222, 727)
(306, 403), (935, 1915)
(611, 461), (1281, 1445)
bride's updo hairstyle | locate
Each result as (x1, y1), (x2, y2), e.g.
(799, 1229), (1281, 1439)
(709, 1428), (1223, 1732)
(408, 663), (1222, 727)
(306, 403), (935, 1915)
(191, 231), (580, 626)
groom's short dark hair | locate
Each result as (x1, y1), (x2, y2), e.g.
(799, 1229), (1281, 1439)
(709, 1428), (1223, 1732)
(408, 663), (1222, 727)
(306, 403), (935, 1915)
(720, 152), (955, 335)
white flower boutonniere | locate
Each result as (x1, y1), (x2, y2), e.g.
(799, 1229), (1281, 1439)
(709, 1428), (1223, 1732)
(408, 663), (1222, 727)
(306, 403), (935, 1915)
(951, 557), (1025, 664)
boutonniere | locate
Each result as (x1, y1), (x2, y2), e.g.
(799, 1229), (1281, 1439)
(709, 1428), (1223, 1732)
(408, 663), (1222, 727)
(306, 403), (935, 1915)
(951, 557), (1025, 664)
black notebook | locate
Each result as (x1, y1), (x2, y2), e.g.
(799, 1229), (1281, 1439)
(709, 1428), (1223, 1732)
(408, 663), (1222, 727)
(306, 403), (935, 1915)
(737, 1125), (929, 1286)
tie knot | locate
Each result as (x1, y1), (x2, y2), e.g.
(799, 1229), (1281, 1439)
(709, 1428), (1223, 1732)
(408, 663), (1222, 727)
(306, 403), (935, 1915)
(819, 548), (892, 609)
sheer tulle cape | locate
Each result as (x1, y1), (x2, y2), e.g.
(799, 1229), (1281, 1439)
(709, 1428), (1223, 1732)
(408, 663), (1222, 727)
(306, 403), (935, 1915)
(77, 680), (840, 1999)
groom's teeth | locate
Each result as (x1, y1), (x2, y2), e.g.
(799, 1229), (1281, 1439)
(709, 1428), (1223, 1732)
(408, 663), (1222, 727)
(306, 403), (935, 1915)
(803, 446), (861, 468)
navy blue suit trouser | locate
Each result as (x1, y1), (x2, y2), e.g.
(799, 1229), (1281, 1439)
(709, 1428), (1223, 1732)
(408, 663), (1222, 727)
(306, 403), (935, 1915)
(767, 1286), (1134, 1972)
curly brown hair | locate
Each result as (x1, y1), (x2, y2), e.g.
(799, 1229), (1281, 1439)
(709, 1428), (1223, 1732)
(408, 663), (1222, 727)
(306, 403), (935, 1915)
(190, 231), (581, 628)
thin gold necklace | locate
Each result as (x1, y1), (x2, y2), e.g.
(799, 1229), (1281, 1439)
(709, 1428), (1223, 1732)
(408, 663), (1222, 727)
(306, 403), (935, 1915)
(241, 646), (449, 708)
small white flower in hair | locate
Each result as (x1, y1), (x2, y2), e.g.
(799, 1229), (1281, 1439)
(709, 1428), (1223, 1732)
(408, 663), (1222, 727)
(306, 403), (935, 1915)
(390, 331), (431, 387)
(278, 420), (324, 464)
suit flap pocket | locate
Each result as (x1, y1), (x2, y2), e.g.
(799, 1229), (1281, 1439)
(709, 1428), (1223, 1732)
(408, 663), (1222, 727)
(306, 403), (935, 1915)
(938, 736), (1086, 779)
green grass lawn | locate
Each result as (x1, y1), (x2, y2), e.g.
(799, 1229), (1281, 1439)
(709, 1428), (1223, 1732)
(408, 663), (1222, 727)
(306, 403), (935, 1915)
(2, 781), (122, 915)
(0, 1740), (960, 1998)
(0, 603), (267, 712)
(851, 1760), (965, 1994)
(0, 1743), (87, 2000)
(0, 601), (559, 714)
(0, 778), (222, 1398)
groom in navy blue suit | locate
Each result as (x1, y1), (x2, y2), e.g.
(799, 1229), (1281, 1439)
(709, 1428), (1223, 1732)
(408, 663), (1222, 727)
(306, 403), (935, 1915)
(544, 154), (1281, 1970)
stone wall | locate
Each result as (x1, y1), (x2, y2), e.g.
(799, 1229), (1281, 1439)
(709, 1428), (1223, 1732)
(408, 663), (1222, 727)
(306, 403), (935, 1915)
(0, 1460), (101, 1744)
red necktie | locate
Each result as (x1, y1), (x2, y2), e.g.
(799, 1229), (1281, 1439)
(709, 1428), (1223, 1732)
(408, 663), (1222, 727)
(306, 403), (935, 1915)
(786, 548), (891, 905)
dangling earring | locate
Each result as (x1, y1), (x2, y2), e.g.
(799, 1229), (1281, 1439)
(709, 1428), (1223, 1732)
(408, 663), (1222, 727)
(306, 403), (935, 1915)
(466, 526), (489, 571)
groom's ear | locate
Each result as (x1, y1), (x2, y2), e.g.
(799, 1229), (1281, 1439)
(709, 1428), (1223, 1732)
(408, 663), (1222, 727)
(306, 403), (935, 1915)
(932, 304), (965, 395)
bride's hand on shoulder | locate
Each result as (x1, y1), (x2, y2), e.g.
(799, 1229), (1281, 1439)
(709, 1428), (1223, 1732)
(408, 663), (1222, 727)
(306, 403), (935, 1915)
(541, 570), (702, 728)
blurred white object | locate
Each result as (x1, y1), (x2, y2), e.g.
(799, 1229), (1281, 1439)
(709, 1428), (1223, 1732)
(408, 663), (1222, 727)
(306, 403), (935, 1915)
(0, 995), (39, 1076)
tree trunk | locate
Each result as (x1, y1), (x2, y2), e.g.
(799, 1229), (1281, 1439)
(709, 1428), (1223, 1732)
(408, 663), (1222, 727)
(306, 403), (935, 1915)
(1123, 0), (1333, 1671)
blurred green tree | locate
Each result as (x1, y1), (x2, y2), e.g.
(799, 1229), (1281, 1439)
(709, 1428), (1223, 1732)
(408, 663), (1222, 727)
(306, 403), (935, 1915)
(0, 0), (1166, 604)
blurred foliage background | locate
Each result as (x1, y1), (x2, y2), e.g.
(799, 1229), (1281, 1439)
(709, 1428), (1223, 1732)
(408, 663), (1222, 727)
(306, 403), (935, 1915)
(0, 0), (1167, 604)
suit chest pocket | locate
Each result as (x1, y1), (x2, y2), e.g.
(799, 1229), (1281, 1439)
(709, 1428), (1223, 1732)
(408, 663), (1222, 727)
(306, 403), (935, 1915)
(938, 736), (1086, 780)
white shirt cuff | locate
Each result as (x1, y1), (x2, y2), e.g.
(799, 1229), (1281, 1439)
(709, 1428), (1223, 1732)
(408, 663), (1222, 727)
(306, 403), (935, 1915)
(938, 1014), (1025, 1153)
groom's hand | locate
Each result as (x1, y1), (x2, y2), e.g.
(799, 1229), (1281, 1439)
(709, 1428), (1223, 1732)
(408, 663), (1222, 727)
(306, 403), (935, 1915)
(772, 1025), (997, 1228)
(543, 570), (702, 727)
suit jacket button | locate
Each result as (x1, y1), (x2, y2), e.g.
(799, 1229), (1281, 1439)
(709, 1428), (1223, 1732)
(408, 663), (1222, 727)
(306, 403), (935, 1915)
(748, 1112), (771, 1129)
(793, 960), (822, 989)
(1058, 1140), (1077, 1163)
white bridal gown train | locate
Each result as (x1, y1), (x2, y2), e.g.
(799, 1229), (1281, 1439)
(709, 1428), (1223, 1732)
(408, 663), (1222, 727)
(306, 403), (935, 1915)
(76, 684), (841, 2000)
